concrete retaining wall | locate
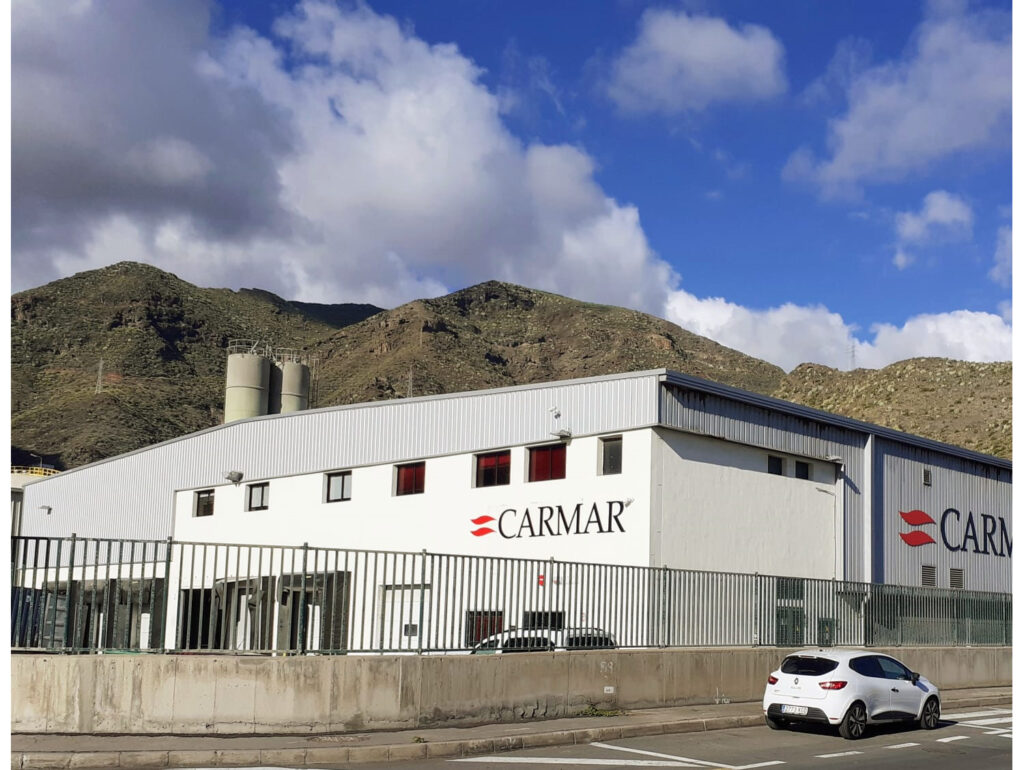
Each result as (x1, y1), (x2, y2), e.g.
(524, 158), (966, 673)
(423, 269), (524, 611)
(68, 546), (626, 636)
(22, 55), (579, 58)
(11, 646), (1011, 735)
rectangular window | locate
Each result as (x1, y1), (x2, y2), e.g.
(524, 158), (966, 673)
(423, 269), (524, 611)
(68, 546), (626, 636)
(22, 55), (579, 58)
(528, 443), (566, 482)
(600, 436), (622, 475)
(950, 568), (965, 590)
(325, 471), (352, 503)
(921, 565), (937, 587)
(247, 482), (269, 511)
(396, 462), (425, 496)
(521, 610), (565, 631)
(768, 456), (784, 475)
(194, 489), (214, 518)
(923, 468), (933, 486)
(475, 451), (511, 487)
(464, 610), (504, 646)
(795, 461), (811, 480)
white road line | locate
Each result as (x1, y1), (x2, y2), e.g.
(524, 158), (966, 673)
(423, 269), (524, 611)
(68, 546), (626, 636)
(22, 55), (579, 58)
(962, 717), (1014, 726)
(814, 751), (862, 759)
(589, 742), (726, 768)
(589, 743), (785, 770)
(942, 709), (1012, 720)
(450, 759), (699, 767)
(884, 743), (919, 749)
(936, 735), (970, 743)
(999, 734), (1013, 739)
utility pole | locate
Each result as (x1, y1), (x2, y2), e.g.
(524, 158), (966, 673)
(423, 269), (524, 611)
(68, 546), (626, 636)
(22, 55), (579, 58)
(407, 366), (414, 398)
(95, 359), (104, 394)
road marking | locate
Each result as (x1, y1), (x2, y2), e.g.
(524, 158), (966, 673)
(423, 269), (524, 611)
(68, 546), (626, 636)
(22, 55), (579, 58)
(814, 751), (862, 758)
(936, 736), (970, 743)
(884, 743), (919, 749)
(590, 742), (784, 769)
(963, 717), (1014, 726)
(943, 708), (1012, 720)
(450, 759), (700, 767)
(590, 742), (725, 767)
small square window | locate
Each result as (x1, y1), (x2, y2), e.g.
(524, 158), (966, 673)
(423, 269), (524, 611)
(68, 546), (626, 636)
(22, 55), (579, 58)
(247, 482), (269, 511)
(194, 489), (214, 518)
(921, 565), (937, 587)
(326, 471), (352, 503)
(795, 461), (810, 480)
(600, 436), (622, 475)
(768, 456), (784, 475)
(923, 469), (933, 486)
(396, 462), (425, 496)
(476, 451), (511, 487)
(528, 443), (566, 482)
(950, 568), (965, 590)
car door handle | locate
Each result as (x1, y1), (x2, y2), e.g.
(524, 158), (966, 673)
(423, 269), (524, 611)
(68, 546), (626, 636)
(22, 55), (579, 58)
(891, 688), (899, 693)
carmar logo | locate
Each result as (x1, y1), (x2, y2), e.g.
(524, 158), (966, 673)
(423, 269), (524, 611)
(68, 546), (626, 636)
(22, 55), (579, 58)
(897, 507), (1012, 558)
(470, 501), (626, 539)
(899, 509), (936, 547)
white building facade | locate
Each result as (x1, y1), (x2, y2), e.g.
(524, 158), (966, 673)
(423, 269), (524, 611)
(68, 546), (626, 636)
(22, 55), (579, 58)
(20, 369), (1011, 594)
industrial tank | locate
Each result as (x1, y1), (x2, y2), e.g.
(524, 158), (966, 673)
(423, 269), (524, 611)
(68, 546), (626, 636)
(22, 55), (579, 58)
(224, 353), (271, 422)
(277, 361), (311, 414)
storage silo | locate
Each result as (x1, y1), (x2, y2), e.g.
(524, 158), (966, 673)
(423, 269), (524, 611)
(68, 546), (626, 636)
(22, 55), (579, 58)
(277, 361), (311, 413)
(224, 350), (271, 423)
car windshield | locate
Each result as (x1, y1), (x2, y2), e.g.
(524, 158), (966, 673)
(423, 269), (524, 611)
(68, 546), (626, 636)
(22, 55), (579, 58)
(780, 656), (839, 676)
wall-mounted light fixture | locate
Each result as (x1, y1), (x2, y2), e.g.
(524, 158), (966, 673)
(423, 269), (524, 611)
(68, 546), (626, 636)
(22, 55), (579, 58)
(38, 505), (52, 515)
(223, 470), (244, 484)
(551, 428), (572, 440)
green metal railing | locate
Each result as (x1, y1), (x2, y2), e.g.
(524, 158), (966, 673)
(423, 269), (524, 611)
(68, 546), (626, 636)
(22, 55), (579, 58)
(10, 535), (1011, 654)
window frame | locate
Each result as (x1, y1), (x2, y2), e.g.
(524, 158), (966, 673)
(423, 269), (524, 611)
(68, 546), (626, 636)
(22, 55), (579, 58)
(395, 461), (426, 496)
(194, 489), (215, 518)
(527, 443), (567, 483)
(768, 455), (785, 476)
(795, 460), (811, 480)
(324, 470), (353, 503)
(246, 482), (269, 512)
(475, 450), (511, 488)
(599, 435), (623, 476)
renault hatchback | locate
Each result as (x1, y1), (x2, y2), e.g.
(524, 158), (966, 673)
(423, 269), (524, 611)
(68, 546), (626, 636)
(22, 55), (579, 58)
(762, 649), (941, 739)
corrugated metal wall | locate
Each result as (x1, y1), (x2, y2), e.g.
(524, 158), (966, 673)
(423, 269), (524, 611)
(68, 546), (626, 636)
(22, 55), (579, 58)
(21, 373), (661, 542)
(658, 383), (870, 581)
(877, 438), (1011, 593)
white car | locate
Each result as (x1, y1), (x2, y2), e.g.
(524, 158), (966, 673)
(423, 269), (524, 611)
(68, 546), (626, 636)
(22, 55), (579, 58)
(470, 627), (616, 654)
(762, 649), (941, 739)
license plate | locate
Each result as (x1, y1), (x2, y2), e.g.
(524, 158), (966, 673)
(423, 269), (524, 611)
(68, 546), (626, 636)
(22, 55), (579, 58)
(781, 705), (808, 715)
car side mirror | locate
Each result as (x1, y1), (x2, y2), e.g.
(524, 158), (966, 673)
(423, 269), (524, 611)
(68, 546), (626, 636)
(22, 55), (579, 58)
(911, 672), (920, 684)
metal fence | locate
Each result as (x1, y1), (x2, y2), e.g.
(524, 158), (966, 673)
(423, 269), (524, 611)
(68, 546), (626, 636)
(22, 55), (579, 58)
(10, 535), (1012, 654)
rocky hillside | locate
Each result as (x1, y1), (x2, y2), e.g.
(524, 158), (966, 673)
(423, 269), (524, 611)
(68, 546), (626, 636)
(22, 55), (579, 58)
(10, 262), (1011, 468)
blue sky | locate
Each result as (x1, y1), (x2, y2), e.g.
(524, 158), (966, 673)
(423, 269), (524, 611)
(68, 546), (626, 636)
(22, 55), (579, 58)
(11, 0), (1012, 370)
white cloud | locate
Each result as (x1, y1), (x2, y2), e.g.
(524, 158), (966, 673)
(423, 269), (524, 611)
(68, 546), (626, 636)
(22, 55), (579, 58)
(892, 248), (914, 270)
(785, 5), (1009, 194)
(895, 190), (973, 242)
(988, 225), (1011, 288)
(666, 290), (1011, 371)
(607, 9), (786, 114)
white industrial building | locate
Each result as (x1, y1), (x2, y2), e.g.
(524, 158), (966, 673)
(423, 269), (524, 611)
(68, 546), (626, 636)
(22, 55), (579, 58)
(20, 368), (1011, 597)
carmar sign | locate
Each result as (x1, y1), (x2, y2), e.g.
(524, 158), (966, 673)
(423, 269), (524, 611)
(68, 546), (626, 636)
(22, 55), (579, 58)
(899, 509), (1012, 558)
(470, 501), (626, 539)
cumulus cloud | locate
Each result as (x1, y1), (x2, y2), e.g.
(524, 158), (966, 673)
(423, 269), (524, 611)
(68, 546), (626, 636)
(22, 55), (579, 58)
(784, 4), (1010, 194)
(988, 225), (1011, 288)
(607, 9), (786, 114)
(665, 290), (1011, 371)
(895, 190), (973, 242)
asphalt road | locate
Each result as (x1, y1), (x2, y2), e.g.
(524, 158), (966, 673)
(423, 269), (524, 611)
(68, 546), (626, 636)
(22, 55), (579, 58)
(377, 706), (1013, 770)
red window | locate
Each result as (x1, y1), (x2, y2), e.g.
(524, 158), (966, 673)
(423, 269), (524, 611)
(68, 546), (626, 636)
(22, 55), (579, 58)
(528, 444), (566, 482)
(396, 462), (425, 495)
(476, 451), (511, 487)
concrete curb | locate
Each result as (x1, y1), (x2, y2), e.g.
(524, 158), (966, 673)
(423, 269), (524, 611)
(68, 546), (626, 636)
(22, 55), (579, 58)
(11, 696), (1010, 768)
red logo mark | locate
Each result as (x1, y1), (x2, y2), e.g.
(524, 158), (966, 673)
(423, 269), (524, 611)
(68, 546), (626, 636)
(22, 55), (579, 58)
(471, 515), (495, 537)
(538, 574), (545, 587)
(900, 510), (936, 526)
(900, 530), (937, 547)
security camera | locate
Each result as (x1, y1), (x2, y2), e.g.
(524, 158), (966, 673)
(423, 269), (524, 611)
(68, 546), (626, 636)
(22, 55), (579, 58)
(223, 470), (244, 484)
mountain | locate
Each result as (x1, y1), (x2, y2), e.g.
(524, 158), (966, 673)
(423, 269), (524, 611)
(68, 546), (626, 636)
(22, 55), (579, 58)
(10, 262), (1011, 469)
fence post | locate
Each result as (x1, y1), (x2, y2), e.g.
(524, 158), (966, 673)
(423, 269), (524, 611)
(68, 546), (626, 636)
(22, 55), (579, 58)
(298, 542), (309, 654)
(161, 537), (173, 652)
(66, 533), (77, 652)
(418, 549), (427, 654)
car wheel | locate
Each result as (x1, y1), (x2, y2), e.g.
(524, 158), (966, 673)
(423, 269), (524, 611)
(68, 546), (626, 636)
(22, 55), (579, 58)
(838, 702), (868, 740)
(765, 715), (786, 730)
(919, 697), (940, 730)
